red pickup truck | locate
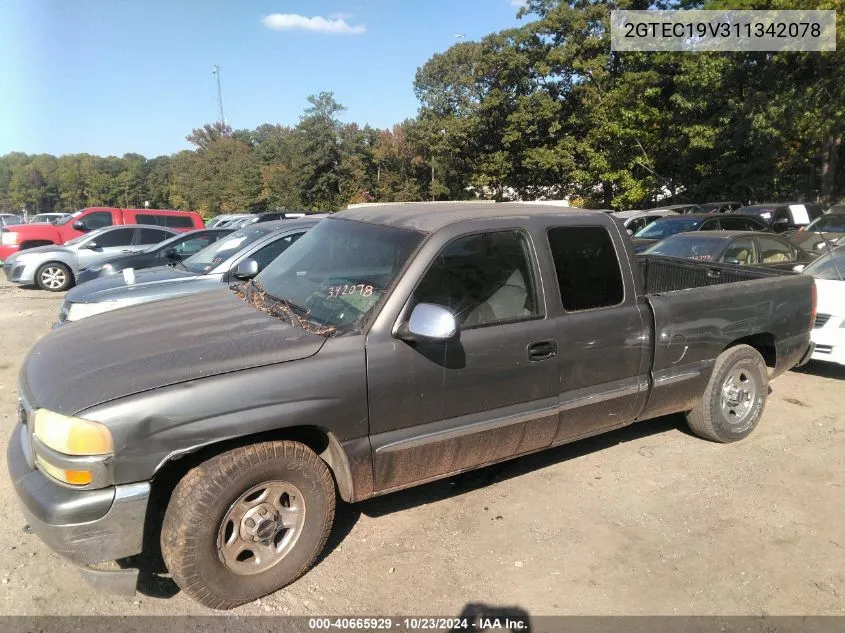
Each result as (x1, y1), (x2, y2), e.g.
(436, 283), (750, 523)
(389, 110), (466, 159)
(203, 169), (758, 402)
(0, 207), (204, 261)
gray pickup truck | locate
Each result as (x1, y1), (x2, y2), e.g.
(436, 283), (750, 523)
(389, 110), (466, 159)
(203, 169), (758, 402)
(8, 203), (814, 609)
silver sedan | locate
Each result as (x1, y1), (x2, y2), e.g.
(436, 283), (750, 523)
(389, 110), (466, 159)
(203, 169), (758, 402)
(2, 224), (178, 291)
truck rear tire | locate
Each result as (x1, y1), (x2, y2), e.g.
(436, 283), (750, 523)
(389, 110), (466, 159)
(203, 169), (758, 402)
(160, 441), (336, 610)
(686, 344), (768, 443)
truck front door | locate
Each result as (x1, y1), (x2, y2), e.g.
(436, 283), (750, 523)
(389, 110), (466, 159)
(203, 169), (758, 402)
(366, 228), (562, 493)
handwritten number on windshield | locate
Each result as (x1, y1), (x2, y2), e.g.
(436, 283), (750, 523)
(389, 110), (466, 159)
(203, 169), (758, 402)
(327, 284), (374, 298)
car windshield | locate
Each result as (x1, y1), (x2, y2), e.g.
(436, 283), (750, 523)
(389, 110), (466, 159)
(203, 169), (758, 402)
(805, 215), (845, 233)
(634, 218), (701, 240)
(63, 232), (93, 246)
(55, 210), (83, 226)
(803, 246), (845, 280)
(247, 218), (424, 334)
(644, 235), (725, 261)
(181, 225), (272, 274)
(141, 231), (189, 254)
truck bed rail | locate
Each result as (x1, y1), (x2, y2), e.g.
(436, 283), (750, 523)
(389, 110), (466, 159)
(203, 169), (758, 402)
(638, 255), (789, 294)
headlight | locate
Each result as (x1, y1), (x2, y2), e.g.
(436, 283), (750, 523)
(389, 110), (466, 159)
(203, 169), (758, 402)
(32, 409), (113, 486)
(33, 409), (113, 455)
(1, 231), (18, 245)
(65, 300), (131, 321)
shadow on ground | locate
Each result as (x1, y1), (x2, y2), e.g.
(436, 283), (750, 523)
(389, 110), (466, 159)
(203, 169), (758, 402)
(133, 413), (685, 601)
(794, 360), (845, 380)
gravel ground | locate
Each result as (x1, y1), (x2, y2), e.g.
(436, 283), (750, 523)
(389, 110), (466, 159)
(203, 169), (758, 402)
(0, 278), (843, 616)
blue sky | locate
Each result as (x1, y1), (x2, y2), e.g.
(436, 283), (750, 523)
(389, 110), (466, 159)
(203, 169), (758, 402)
(0, 0), (528, 158)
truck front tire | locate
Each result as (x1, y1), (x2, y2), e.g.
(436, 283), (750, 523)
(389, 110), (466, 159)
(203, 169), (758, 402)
(160, 441), (336, 610)
(686, 344), (768, 443)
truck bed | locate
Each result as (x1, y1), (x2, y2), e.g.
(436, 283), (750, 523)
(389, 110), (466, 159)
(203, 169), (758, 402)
(633, 255), (814, 422)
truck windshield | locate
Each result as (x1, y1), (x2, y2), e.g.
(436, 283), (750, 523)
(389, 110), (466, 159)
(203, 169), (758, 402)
(249, 218), (424, 333)
(55, 210), (83, 226)
(635, 218), (701, 240)
(644, 235), (725, 261)
(181, 225), (272, 274)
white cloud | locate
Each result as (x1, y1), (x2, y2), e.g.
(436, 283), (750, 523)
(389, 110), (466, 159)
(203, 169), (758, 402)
(262, 13), (365, 35)
(328, 12), (353, 20)
(508, 0), (527, 7)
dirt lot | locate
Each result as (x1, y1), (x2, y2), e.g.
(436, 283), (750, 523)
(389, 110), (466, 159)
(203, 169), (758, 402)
(0, 278), (843, 617)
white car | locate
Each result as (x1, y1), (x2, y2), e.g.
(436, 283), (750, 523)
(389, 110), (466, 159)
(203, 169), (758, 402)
(802, 246), (845, 366)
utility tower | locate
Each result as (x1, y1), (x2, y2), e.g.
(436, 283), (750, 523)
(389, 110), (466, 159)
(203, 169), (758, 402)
(212, 65), (225, 126)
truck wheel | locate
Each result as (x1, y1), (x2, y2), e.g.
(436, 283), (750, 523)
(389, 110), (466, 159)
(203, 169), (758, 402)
(686, 344), (768, 443)
(160, 441), (336, 610)
(35, 262), (73, 292)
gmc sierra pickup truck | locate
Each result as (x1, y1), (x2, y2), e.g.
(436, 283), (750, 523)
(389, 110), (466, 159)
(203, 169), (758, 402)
(0, 207), (204, 261)
(8, 203), (814, 609)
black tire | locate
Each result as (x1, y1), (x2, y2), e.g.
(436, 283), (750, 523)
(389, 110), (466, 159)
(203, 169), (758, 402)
(160, 441), (336, 610)
(686, 344), (768, 443)
(34, 262), (73, 292)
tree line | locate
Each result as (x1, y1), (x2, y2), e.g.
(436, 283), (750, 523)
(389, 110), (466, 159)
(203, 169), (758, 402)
(2, 0), (843, 216)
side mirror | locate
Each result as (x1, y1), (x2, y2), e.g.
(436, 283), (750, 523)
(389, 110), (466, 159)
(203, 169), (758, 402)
(232, 258), (259, 280)
(85, 241), (99, 250)
(163, 247), (179, 259)
(626, 228), (634, 236)
(792, 264), (806, 273)
(399, 303), (458, 341)
(72, 220), (88, 231)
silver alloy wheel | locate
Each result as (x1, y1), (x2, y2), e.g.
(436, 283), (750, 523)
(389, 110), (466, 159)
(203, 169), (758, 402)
(720, 367), (757, 426)
(217, 480), (307, 576)
(40, 266), (67, 290)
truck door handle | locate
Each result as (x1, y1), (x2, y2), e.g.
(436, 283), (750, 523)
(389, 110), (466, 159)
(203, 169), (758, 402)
(528, 340), (557, 361)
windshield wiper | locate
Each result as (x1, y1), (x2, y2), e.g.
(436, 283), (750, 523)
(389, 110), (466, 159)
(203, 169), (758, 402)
(231, 279), (336, 336)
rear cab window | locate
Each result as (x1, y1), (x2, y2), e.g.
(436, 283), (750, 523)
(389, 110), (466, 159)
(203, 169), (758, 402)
(135, 213), (196, 229)
(547, 226), (624, 311)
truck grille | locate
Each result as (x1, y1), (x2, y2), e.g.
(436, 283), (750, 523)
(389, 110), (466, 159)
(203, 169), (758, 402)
(814, 313), (831, 328)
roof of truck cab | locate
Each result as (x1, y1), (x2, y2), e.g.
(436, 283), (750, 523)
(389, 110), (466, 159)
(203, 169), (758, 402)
(331, 202), (601, 232)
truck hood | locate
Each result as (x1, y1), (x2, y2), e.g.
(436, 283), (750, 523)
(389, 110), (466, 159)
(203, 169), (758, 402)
(21, 288), (327, 414)
(3, 222), (61, 241)
(65, 265), (199, 303)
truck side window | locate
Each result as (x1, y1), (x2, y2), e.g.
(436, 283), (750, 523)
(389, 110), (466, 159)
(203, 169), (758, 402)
(413, 230), (541, 328)
(84, 211), (113, 230)
(547, 226), (624, 311)
(756, 236), (793, 263)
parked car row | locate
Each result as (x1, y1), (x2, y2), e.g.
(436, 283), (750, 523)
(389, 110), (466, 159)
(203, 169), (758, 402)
(206, 211), (309, 229)
(0, 206), (205, 261)
(7, 203), (816, 610)
(60, 219), (318, 321)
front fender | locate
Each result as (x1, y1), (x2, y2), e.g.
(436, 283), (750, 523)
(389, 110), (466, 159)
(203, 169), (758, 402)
(79, 335), (370, 491)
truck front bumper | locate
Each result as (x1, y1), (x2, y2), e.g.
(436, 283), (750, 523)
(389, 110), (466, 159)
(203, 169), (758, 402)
(7, 423), (150, 596)
(0, 244), (21, 261)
